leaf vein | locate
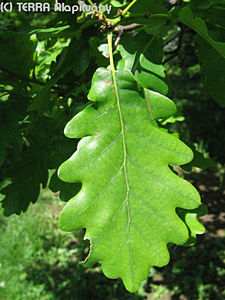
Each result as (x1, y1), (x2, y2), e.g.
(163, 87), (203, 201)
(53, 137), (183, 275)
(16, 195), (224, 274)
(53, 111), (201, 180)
(126, 127), (188, 158)
(78, 164), (123, 216)
(80, 131), (122, 169)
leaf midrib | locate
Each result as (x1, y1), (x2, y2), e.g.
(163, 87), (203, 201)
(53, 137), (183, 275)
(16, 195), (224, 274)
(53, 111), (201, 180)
(108, 33), (134, 280)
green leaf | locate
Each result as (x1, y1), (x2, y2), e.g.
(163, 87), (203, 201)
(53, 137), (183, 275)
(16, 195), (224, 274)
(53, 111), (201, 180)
(1, 150), (48, 216)
(111, 0), (127, 7)
(49, 37), (78, 85)
(144, 16), (170, 36)
(27, 87), (51, 114)
(178, 7), (225, 58)
(30, 25), (71, 41)
(117, 31), (168, 95)
(58, 68), (202, 292)
(182, 146), (217, 171)
(0, 104), (23, 152)
(35, 39), (70, 80)
(177, 204), (207, 246)
(195, 36), (225, 107)
(72, 40), (90, 76)
(0, 32), (36, 78)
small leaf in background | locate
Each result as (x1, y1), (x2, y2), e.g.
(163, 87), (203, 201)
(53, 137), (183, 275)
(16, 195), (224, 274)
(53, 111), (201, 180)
(30, 25), (71, 41)
(117, 31), (168, 95)
(177, 204), (207, 247)
(28, 87), (51, 114)
(195, 36), (225, 107)
(1, 151), (48, 216)
(0, 32), (36, 78)
(111, 0), (127, 7)
(49, 38), (78, 85)
(182, 146), (217, 172)
(178, 7), (225, 58)
(73, 40), (90, 76)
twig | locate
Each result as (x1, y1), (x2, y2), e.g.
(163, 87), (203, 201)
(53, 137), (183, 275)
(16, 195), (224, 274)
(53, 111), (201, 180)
(113, 23), (142, 49)
(114, 23), (142, 33)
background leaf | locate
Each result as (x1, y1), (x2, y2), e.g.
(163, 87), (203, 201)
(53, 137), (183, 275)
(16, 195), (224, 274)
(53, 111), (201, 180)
(117, 31), (168, 95)
(178, 7), (225, 58)
(195, 36), (225, 107)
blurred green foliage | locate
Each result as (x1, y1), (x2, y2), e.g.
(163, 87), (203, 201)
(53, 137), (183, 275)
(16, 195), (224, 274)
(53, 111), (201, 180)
(0, 190), (144, 300)
(0, 186), (224, 299)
